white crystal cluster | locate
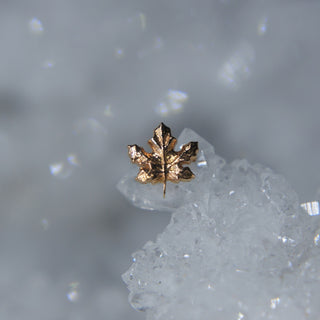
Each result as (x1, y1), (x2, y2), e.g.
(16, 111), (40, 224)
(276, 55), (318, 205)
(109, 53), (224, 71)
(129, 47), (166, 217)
(118, 129), (320, 320)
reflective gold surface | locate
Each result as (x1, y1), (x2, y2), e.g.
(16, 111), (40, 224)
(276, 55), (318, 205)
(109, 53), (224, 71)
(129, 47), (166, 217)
(128, 123), (198, 197)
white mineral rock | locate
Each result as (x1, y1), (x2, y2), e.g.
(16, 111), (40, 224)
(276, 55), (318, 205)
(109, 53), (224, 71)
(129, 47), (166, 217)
(118, 129), (320, 320)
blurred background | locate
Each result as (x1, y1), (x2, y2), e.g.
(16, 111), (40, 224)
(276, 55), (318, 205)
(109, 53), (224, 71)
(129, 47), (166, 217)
(0, 0), (319, 319)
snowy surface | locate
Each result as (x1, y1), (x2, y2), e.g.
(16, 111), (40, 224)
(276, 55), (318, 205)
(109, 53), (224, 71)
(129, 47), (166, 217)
(120, 129), (320, 320)
(1, 0), (320, 319)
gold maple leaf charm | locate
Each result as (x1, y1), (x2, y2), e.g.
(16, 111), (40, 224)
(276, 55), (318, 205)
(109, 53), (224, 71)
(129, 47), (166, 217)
(128, 123), (198, 198)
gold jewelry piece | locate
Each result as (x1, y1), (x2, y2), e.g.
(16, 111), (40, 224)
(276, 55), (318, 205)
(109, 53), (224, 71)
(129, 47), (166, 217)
(128, 123), (198, 198)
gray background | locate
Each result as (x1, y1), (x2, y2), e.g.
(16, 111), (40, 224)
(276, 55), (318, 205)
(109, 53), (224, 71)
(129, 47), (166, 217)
(0, 0), (319, 319)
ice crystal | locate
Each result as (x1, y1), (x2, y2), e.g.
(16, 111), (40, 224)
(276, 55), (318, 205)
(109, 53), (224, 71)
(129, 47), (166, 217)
(118, 129), (320, 320)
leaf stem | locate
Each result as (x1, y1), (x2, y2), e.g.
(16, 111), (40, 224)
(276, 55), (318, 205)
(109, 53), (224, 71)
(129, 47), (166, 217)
(163, 174), (167, 198)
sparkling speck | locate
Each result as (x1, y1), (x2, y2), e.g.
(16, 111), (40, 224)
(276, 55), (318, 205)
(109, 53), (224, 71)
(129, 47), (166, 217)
(197, 160), (207, 167)
(67, 282), (79, 302)
(49, 162), (64, 176)
(154, 102), (169, 116)
(301, 201), (320, 216)
(29, 18), (44, 34)
(67, 153), (80, 166)
(114, 48), (124, 59)
(183, 254), (190, 259)
(49, 154), (80, 179)
(167, 89), (188, 103)
(314, 233), (320, 246)
(218, 44), (255, 89)
(257, 17), (268, 36)
(67, 290), (78, 302)
(207, 283), (214, 290)
(270, 297), (280, 309)
(43, 59), (55, 69)
(197, 151), (207, 167)
(278, 235), (295, 244)
(155, 90), (188, 116)
(237, 312), (245, 320)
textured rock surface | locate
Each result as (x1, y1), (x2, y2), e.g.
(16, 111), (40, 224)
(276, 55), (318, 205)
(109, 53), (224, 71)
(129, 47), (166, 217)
(119, 129), (320, 320)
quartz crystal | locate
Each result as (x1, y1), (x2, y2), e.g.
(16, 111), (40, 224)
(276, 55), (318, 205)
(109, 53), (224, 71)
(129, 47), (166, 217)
(118, 129), (320, 320)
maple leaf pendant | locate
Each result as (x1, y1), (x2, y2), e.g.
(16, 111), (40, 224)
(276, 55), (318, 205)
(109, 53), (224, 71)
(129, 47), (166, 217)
(128, 123), (199, 198)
